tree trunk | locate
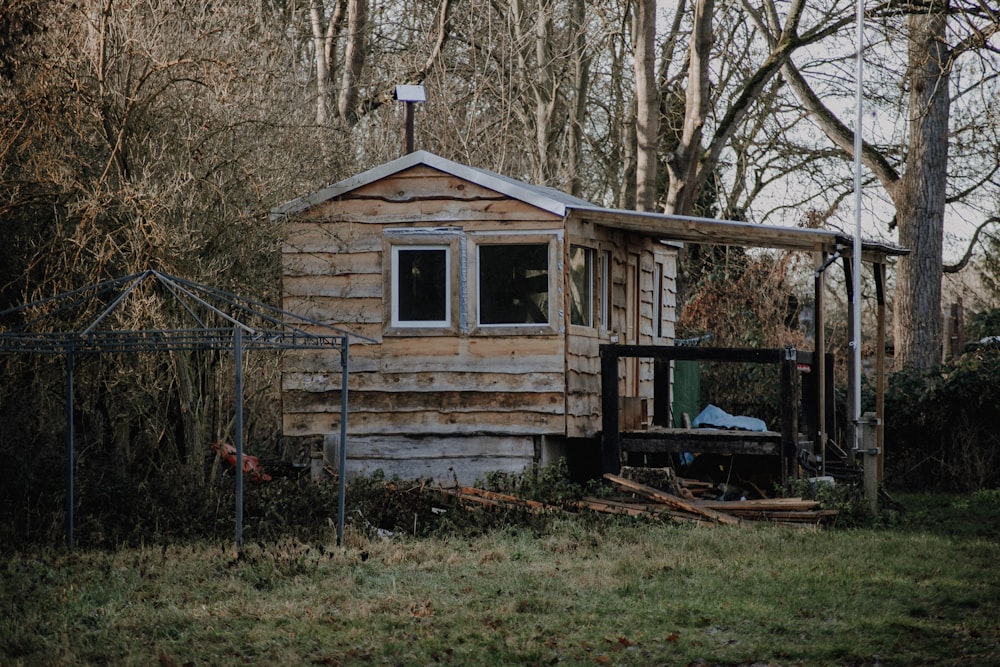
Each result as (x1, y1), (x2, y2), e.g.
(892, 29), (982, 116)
(634, 0), (658, 212)
(563, 0), (589, 197)
(892, 2), (950, 370)
(665, 0), (713, 216)
(310, 0), (345, 126)
(338, 0), (366, 124)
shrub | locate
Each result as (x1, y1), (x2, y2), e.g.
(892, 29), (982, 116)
(884, 348), (1000, 492)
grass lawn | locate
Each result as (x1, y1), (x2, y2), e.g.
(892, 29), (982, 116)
(1, 492), (998, 666)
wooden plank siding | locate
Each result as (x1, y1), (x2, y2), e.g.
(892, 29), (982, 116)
(562, 219), (678, 438)
(279, 159), (677, 481)
(280, 166), (569, 481)
(326, 435), (535, 481)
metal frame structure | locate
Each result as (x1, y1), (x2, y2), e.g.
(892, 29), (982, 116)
(0, 269), (370, 550)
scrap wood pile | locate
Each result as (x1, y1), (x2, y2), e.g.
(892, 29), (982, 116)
(439, 473), (837, 526)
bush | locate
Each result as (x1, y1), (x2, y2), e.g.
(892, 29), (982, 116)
(884, 349), (1000, 492)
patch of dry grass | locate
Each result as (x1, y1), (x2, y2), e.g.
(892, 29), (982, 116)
(1, 495), (998, 666)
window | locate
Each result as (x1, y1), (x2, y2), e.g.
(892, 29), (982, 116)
(391, 245), (450, 327)
(654, 261), (664, 338)
(478, 243), (549, 325)
(569, 245), (595, 327)
(600, 250), (611, 331)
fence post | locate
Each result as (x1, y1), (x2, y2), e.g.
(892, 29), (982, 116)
(860, 411), (880, 515)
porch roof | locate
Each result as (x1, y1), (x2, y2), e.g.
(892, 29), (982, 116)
(566, 206), (907, 263)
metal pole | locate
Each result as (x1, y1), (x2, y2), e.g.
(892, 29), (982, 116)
(851, 0), (865, 454)
(65, 345), (75, 550)
(404, 102), (415, 154)
(337, 335), (349, 546)
(234, 326), (244, 552)
(853, 0), (880, 515)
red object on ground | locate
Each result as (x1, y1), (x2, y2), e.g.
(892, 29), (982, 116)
(211, 441), (272, 482)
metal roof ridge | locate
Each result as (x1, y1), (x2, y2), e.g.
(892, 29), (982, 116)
(270, 151), (594, 219)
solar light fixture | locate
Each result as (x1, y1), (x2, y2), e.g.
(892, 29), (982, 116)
(394, 84), (426, 102)
(395, 85), (426, 153)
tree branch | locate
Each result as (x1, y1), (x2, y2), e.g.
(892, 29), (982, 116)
(780, 59), (902, 195)
(943, 216), (1000, 273)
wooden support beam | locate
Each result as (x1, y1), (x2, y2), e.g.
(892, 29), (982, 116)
(874, 262), (887, 482)
(779, 346), (799, 484)
(600, 347), (621, 474)
(814, 251), (827, 475)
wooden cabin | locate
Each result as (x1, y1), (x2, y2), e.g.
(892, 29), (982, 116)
(272, 151), (907, 485)
(272, 151), (678, 482)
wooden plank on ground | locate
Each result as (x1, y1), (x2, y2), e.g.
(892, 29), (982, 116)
(578, 497), (713, 526)
(439, 486), (561, 513)
(603, 474), (741, 525)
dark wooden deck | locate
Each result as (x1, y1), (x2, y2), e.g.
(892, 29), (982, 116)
(601, 345), (822, 483)
(620, 427), (784, 457)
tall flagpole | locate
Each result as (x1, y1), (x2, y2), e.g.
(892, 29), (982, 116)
(852, 0), (865, 453)
(854, 0), (880, 514)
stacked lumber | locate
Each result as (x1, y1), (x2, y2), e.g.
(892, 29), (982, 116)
(437, 475), (837, 526)
(438, 485), (561, 513)
(600, 474), (837, 526)
(695, 498), (838, 523)
(601, 474), (741, 524)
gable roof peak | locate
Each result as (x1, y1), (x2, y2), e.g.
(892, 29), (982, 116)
(270, 151), (593, 220)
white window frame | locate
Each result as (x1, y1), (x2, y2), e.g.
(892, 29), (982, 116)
(389, 244), (452, 329)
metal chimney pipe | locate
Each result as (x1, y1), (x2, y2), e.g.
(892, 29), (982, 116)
(394, 85), (426, 154)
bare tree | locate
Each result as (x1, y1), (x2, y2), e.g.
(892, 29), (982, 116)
(309, 0), (346, 125)
(633, 0), (658, 211)
(0, 0), (326, 490)
(771, 0), (1000, 369)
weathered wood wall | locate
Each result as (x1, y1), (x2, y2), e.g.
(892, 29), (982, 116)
(280, 164), (678, 481)
(282, 166), (565, 481)
(564, 218), (677, 438)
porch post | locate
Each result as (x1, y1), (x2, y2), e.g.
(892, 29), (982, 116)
(779, 346), (799, 484)
(874, 262), (887, 481)
(600, 345), (621, 474)
(813, 251), (827, 475)
(337, 335), (349, 547)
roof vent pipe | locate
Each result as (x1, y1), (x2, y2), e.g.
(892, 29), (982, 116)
(394, 84), (426, 155)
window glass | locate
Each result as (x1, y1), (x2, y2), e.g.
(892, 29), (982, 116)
(392, 246), (449, 326)
(654, 261), (664, 338)
(478, 243), (549, 325)
(569, 245), (595, 327)
(600, 250), (611, 330)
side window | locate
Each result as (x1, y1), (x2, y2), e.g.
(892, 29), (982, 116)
(654, 260), (664, 338)
(478, 243), (549, 325)
(600, 250), (611, 331)
(569, 245), (595, 327)
(391, 245), (450, 327)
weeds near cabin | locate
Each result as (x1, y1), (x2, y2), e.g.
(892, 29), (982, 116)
(479, 457), (604, 508)
(780, 478), (903, 528)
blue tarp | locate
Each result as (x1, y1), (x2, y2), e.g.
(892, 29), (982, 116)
(691, 404), (768, 432)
